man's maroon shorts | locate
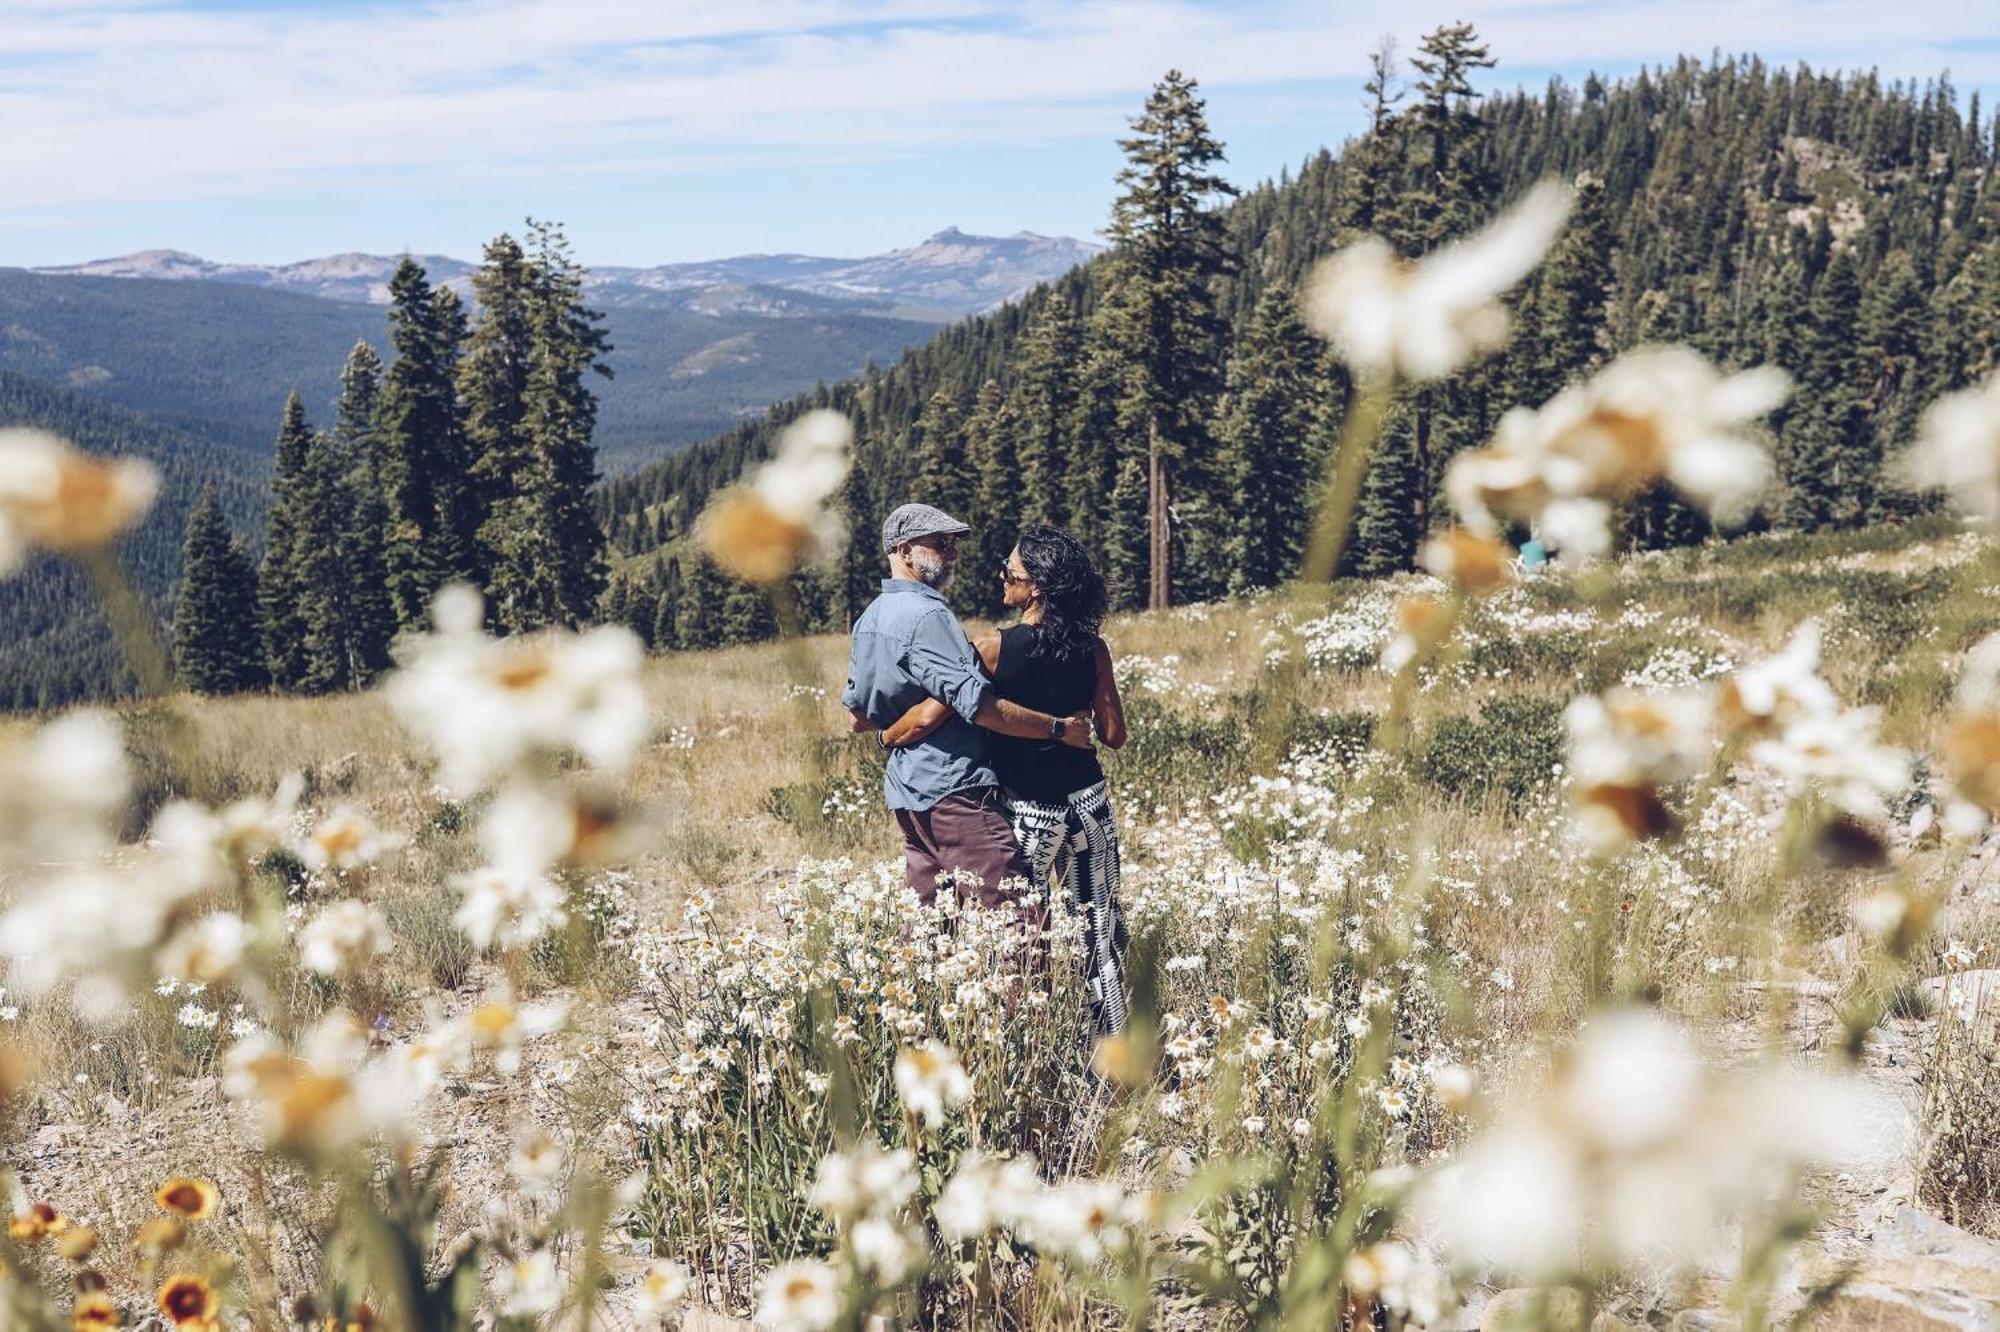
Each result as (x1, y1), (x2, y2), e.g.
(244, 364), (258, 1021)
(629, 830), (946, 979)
(894, 785), (1033, 910)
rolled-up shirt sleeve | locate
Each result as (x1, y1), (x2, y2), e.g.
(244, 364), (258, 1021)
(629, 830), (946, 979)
(901, 608), (991, 726)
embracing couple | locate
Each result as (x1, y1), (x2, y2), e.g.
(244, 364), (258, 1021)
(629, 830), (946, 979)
(841, 502), (1131, 1035)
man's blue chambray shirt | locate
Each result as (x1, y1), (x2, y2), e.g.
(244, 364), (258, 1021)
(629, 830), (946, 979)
(841, 578), (998, 812)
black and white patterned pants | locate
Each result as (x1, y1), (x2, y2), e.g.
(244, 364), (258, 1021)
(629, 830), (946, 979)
(1006, 780), (1129, 1035)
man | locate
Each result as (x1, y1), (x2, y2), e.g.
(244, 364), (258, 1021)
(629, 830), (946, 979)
(842, 502), (1092, 909)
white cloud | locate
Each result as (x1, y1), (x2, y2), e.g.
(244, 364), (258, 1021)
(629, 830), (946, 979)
(5, 0), (1997, 213)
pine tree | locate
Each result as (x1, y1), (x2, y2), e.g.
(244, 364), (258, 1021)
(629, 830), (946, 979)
(376, 259), (469, 628)
(1101, 449), (1149, 611)
(834, 462), (879, 630)
(652, 558), (684, 650)
(906, 390), (968, 519)
(1007, 294), (1082, 532)
(720, 580), (777, 644)
(1783, 249), (1870, 527)
(1407, 23), (1498, 249)
(1351, 409), (1424, 575)
(1337, 38), (1409, 246)
(258, 391), (313, 689)
(174, 484), (265, 694)
(461, 233), (537, 591)
(1857, 249), (1929, 516)
(1217, 283), (1318, 591)
(1102, 70), (1238, 609)
(676, 556), (729, 650)
(963, 380), (1019, 616)
(293, 428), (363, 692)
(481, 221), (613, 633)
(1523, 172), (1615, 402)
(334, 340), (397, 681)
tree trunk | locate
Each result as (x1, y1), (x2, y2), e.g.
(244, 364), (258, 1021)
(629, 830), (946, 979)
(1147, 416), (1171, 611)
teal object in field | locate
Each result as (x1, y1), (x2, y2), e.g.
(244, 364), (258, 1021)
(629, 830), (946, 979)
(1520, 539), (1548, 568)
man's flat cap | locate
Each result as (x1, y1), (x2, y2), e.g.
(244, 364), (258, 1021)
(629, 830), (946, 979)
(881, 502), (971, 554)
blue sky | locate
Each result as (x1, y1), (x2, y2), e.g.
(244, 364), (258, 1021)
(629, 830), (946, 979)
(4, 0), (1998, 269)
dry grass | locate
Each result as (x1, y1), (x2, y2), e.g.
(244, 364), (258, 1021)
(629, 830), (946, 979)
(1, 518), (1994, 1326)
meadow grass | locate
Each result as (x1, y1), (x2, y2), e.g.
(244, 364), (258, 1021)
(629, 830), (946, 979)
(1, 518), (1996, 1330)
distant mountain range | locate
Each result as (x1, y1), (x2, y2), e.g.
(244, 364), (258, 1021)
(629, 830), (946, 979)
(35, 227), (1102, 322)
(0, 266), (938, 472)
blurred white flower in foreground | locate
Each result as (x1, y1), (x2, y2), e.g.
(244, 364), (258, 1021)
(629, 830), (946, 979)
(1716, 621), (1838, 737)
(0, 427), (159, 576)
(150, 775), (303, 891)
(1748, 705), (1910, 822)
(697, 409), (854, 584)
(495, 1247), (563, 1317)
(0, 709), (129, 869)
(1412, 1007), (1900, 1279)
(221, 1012), (419, 1153)
(934, 1151), (1044, 1240)
(1304, 180), (1572, 381)
(1344, 1242), (1447, 1325)
(297, 806), (400, 873)
(1894, 371), (2000, 521)
(299, 900), (393, 977)
(893, 1040), (971, 1127)
(756, 1259), (840, 1332)
(1447, 346), (1789, 560)
(808, 1140), (917, 1223)
(1563, 689), (1714, 850)
(1941, 629), (2000, 830)
(634, 1260), (691, 1320)
(387, 584), (648, 795)
(156, 912), (253, 985)
(0, 864), (204, 1019)
(453, 862), (567, 952)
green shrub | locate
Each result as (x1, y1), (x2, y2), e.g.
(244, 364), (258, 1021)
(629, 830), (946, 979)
(1105, 693), (1250, 808)
(1412, 694), (1565, 807)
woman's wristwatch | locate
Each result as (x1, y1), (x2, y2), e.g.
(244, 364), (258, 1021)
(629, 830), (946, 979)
(1048, 714), (1065, 739)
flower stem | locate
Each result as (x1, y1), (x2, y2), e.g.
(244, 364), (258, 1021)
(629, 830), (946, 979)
(1301, 377), (1393, 588)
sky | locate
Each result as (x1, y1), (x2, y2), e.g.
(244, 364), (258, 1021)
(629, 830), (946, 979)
(4, 0), (1999, 269)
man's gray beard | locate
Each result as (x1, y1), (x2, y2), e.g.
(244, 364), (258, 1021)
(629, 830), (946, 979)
(911, 549), (954, 589)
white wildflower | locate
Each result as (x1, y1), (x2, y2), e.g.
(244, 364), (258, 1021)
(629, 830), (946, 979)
(298, 900), (392, 977)
(1304, 180), (1572, 381)
(756, 1259), (839, 1332)
(892, 1040), (970, 1127)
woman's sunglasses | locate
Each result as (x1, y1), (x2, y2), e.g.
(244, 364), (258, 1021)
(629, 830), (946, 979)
(998, 564), (1031, 587)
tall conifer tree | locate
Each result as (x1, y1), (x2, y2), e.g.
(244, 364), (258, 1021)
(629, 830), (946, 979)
(1102, 70), (1237, 609)
(965, 379), (1020, 616)
(175, 484), (265, 694)
(907, 390), (969, 518)
(1217, 283), (1319, 592)
(484, 221), (613, 632)
(258, 391), (313, 689)
(461, 233), (537, 592)
(376, 259), (470, 627)
(334, 340), (397, 680)
(1007, 295), (1082, 532)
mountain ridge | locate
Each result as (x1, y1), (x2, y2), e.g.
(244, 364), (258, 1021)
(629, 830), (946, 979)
(33, 228), (1102, 321)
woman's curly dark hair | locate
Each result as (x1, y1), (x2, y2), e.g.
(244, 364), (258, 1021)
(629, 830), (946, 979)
(1015, 525), (1107, 665)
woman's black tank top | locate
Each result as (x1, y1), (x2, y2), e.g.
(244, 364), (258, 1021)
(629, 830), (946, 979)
(988, 622), (1106, 803)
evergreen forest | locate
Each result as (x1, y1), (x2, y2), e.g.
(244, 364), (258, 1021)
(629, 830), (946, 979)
(9, 35), (2000, 705)
(598, 39), (2000, 649)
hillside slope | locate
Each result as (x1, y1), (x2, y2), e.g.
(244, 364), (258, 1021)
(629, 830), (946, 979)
(0, 370), (268, 711)
(0, 267), (935, 472)
(600, 55), (1999, 632)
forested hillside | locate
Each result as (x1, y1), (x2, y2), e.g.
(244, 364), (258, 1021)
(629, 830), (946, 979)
(0, 370), (267, 710)
(598, 46), (2000, 648)
(0, 267), (934, 471)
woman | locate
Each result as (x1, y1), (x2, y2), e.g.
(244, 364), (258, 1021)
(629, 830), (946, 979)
(882, 525), (1131, 1034)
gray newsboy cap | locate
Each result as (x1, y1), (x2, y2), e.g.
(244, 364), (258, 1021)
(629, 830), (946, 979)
(881, 502), (971, 554)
